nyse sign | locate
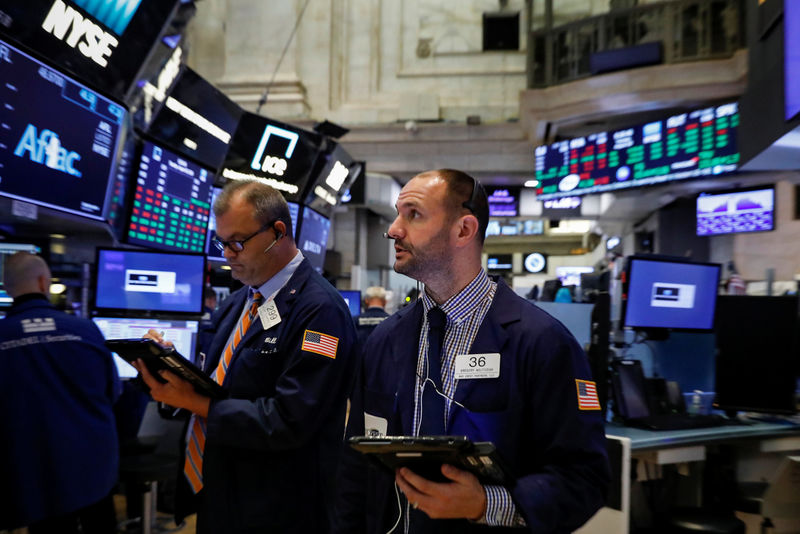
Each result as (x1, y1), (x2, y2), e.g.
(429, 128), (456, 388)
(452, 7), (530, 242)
(41, 0), (119, 67)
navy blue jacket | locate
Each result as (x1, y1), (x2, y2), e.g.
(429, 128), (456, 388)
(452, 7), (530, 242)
(355, 306), (390, 347)
(179, 259), (358, 534)
(0, 295), (120, 529)
(335, 280), (609, 533)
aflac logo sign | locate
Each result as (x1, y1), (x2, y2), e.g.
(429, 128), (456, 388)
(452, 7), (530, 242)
(40, 0), (143, 67)
(14, 124), (82, 177)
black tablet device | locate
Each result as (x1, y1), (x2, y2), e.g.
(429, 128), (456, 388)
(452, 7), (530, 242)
(348, 435), (510, 485)
(105, 338), (226, 399)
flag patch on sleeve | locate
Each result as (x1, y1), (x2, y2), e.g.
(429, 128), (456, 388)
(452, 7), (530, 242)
(301, 329), (339, 359)
(575, 379), (601, 410)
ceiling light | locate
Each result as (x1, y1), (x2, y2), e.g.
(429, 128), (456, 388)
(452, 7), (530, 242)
(50, 283), (67, 295)
(524, 180), (539, 188)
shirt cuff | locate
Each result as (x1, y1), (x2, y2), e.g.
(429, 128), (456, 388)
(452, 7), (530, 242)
(482, 485), (527, 527)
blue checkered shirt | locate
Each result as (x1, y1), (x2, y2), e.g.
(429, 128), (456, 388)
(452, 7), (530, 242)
(410, 269), (525, 528)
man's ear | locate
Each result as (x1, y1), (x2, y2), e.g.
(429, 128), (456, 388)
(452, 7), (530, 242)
(454, 214), (480, 247)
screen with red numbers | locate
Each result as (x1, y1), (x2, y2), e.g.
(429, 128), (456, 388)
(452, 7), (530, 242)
(534, 102), (739, 200)
(125, 140), (213, 253)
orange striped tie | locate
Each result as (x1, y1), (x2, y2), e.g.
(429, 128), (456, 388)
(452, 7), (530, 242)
(184, 291), (264, 493)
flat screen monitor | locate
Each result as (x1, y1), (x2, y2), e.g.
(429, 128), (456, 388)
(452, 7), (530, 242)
(696, 186), (775, 236)
(714, 295), (799, 415)
(786, 1), (800, 121)
(94, 248), (206, 315)
(338, 290), (361, 317)
(0, 243), (44, 307)
(0, 0), (181, 102)
(486, 187), (519, 217)
(296, 206), (330, 274)
(622, 256), (721, 332)
(487, 254), (513, 273)
(146, 66), (242, 171)
(304, 143), (360, 216)
(220, 112), (323, 203)
(204, 190), (299, 263)
(93, 316), (200, 373)
(556, 266), (594, 287)
(126, 140), (214, 253)
(0, 38), (126, 221)
(534, 102), (739, 200)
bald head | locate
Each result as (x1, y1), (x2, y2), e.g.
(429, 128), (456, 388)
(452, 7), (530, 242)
(3, 252), (51, 298)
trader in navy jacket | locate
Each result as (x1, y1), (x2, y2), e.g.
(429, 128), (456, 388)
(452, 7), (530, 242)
(135, 180), (358, 533)
(335, 169), (609, 533)
(0, 252), (120, 532)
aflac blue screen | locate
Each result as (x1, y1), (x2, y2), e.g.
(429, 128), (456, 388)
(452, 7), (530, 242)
(94, 248), (205, 314)
(624, 258), (720, 331)
(0, 39), (125, 220)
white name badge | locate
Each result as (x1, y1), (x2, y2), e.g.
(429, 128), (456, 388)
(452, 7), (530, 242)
(454, 353), (501, 380)
(364, 412), (388, 437)
(258, 300), (282, 330)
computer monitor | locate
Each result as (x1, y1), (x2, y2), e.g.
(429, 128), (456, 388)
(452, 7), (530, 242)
(713, 295), (799, 416)
(610, 359), (651, 420)
(296, 206), (330, 274)
(338, 290), (361, 317)
(696, 185), (775, 236)
(621, 256), (721, 332)
(94, 248), (206, 315)
(92, 316), (200, 374)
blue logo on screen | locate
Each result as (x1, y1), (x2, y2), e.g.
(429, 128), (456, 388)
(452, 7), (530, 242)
(14, 124), (82, 177)
(72, 0), (142, 35)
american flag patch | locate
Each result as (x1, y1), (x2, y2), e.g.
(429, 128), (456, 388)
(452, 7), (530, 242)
(576, 379), (601, 410)
(301, 330), (339, 359)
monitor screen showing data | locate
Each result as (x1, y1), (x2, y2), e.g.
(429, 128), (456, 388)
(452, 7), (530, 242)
(534, 102), (740, 200)
(296, 206), (330, 274)
(338, 290), (361, 317)
(696, 186), (775, 236)
(0, 38), (126, 220)
(93, 316), (200, 371)
(94, 248), (205, 314)
(623, 256), (720, 331)
(486, 187), (519, 217)
(126, 140), (213, 253)
(786, 1), (800, 121)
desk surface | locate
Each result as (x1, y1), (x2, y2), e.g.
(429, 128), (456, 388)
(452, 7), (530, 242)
(606, 419), (800, 451)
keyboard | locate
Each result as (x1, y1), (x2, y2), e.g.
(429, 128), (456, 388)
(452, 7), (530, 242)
(627, 413), (728, 431)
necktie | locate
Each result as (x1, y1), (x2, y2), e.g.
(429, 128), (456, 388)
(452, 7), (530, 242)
(184, 291), (264, 493)
(419, 307), (446, 435)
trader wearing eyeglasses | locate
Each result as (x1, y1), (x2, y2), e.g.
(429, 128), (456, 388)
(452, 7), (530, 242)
(134, 179), (358, 534)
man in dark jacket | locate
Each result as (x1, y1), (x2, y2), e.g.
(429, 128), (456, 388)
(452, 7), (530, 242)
(335, 169), (609, 533)
(0, 252), (120, 533)
(355, 285), (390, 345)
(135, 180), (358, 533)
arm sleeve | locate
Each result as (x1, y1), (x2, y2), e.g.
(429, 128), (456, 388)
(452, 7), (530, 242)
(482, 485), (526, 527)
(206, 297), (357, 451)
(510, 326), (610, 533)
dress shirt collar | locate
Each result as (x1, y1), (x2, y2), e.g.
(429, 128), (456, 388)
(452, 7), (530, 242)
(421, 268), (492, 325)
(251, 250), (304, 302)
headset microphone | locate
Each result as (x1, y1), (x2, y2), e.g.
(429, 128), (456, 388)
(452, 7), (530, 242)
(383, 232), (392, 239)
(263, 232), (283, 254)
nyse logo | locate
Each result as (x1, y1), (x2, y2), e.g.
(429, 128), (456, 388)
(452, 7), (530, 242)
(250, 125), (299, 177)
(14, 124), (82, 177)
(41, 0), (119, 67)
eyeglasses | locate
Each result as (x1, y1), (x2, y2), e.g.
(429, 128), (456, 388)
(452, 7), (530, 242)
(213, 222), (274, 252)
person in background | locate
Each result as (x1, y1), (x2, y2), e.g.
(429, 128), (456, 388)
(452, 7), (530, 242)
(197, 286), (219, 356)
(725, 261), (746, 295)
(335, 169), (609, 533)
(355, 285), (390, 345)
(133, 179), (358, 534)
(0, 252), (120, 534)
(202, 286), (218, 319)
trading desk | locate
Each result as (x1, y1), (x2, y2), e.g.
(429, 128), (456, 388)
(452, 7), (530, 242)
(577, 419), (800, 534)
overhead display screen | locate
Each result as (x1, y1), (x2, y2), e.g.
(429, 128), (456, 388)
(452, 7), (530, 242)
(486, 187), (519, 217)
(696, 186), (775, 236)
(534, 102), (740, 200)
(0, 0), (180, 101)
(786, 1), (800, 121)
(127, 140), (213, 253)
(304, 143), (360, 215)
(147, 66), (242, 171)
(296, 206), (330, 274)
(0, 38), (125, 220)
(94, 248), (205, 314)
(221, 112), (323, 203)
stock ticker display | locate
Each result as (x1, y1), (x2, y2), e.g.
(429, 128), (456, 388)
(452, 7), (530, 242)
(534, 102), (740, 200)
(127, 141), (212, 253)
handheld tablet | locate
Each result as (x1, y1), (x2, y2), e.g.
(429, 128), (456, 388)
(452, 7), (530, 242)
(348, 435), (510, 485)
(105, 338), (226, 399)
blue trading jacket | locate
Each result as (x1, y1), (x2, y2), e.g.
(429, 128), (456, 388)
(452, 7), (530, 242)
(0, 295), (120, 529)
(177, 259), (358, 534)
(335, 279), (610, 534)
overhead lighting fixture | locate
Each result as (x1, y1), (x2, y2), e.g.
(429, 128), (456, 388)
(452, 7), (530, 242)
(50, 283), (66, 295)
(524, 179), (539, 188)
(49, 233), (66, 239)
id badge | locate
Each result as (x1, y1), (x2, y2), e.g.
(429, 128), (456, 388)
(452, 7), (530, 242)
(454, 353), (501, 379)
